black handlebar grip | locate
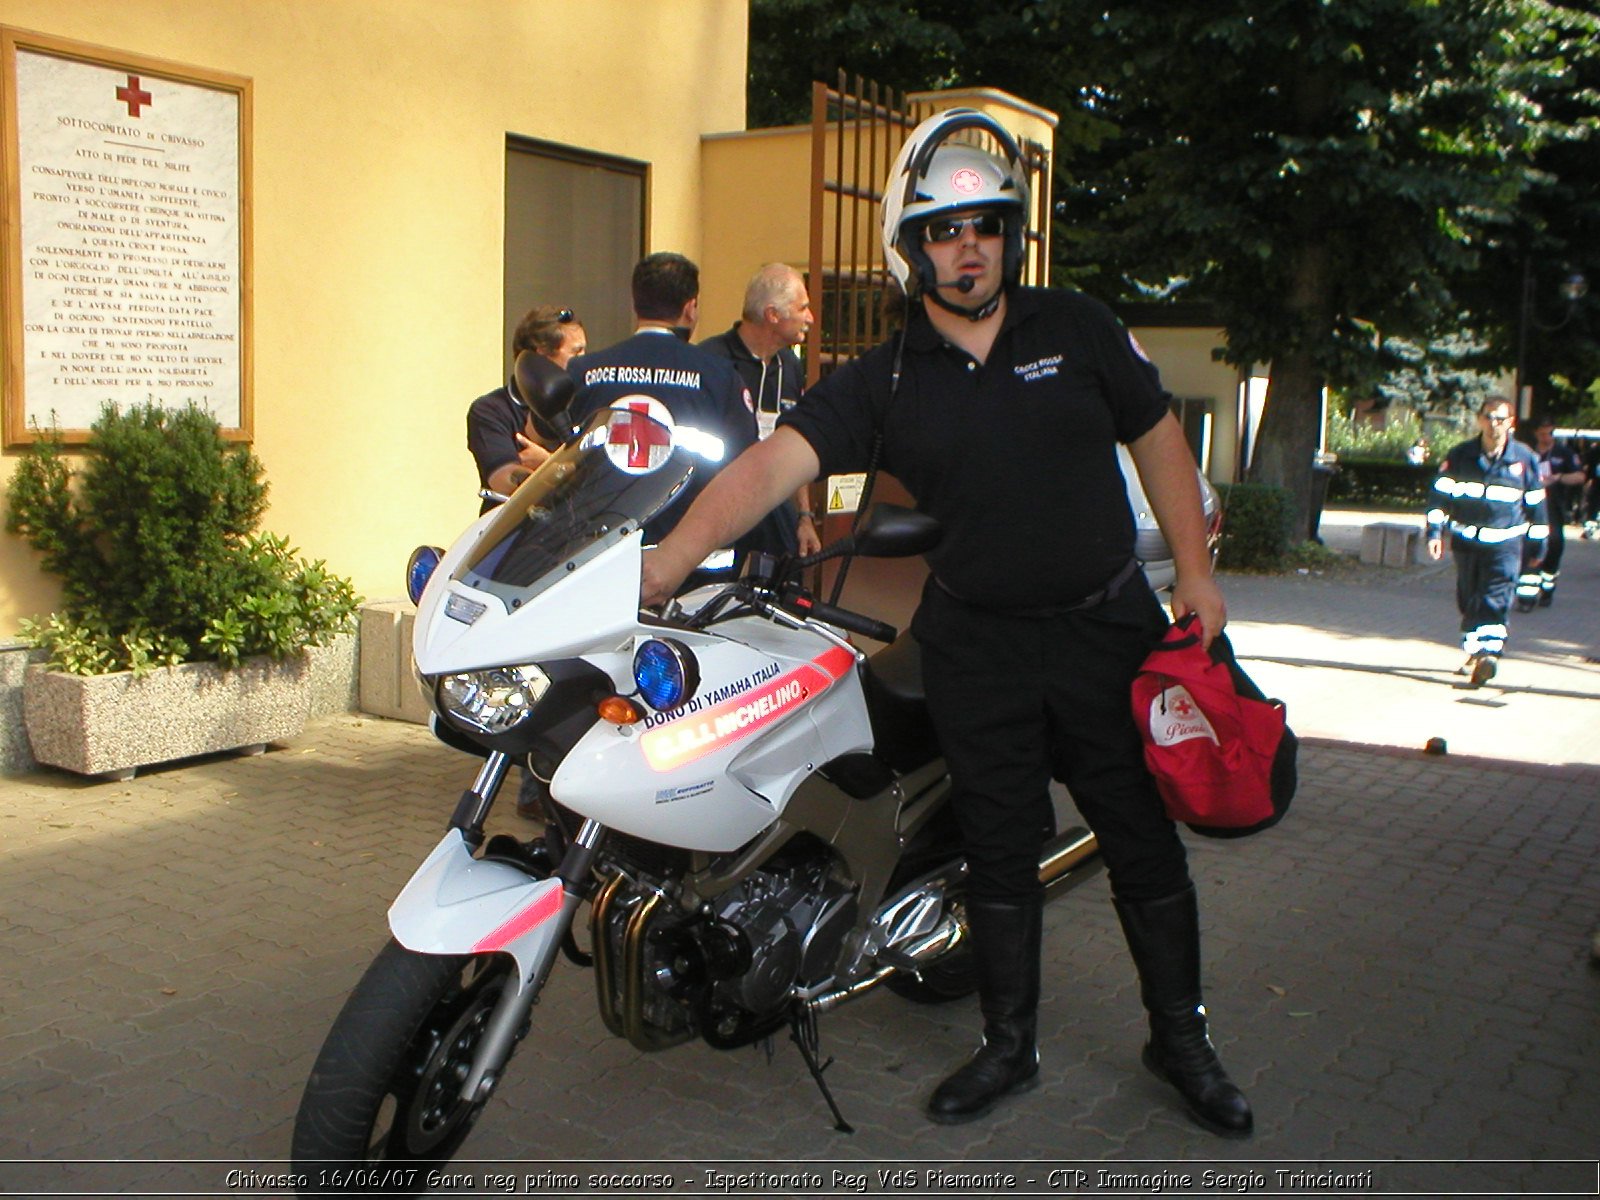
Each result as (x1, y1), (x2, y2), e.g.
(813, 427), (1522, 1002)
(800, 599), (898, 644)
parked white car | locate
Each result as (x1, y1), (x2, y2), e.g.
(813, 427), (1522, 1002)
(1117, 445), (1223, 592)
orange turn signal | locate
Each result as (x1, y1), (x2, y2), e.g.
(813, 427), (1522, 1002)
(597, 695), (643, 725)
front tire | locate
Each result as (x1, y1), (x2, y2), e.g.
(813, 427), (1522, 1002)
(291, 940), (517, 1194)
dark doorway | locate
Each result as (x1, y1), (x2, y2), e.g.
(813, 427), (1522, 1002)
(504, 137), (647, 377)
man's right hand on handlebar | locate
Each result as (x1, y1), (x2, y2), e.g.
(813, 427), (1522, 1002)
(641, 545), (693, 609)
(639, 430), (823, 609)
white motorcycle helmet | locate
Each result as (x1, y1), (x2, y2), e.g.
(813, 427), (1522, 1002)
(881, 108), (1030, 318)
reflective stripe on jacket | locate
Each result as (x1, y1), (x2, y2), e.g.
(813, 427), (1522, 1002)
(1426, 437), (1548, 549)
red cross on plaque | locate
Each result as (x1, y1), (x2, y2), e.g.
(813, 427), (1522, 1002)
(116, 75), (153, 117)
(1169, 695), (1195, 717)
(608, 401), (672, 469)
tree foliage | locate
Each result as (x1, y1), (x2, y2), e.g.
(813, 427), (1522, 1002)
(747, 0), (1600, 535)
(1061, 1), (1598, 533)
(749, 0), (1080, 127)
(1368, 334), (1503, 417)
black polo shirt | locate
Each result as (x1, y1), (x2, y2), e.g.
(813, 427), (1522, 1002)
(700, 324), (805, 417)
(465, 383), (526, 488)
(699, 323), (806, 555)
(568, 329), (757, 547)
(780, 286), (1169, 607)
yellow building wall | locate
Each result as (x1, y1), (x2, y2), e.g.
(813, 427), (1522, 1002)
(1128, 326), (1244, 483)
(699, 125), (811, 332)
(1, 0), (748, 635)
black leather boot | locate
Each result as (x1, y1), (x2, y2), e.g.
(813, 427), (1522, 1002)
(926, 898), (1042, 1124)
(1114, 886), (1253, 1138)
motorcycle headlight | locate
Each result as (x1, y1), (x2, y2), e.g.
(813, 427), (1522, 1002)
(436, 665), (551, 735)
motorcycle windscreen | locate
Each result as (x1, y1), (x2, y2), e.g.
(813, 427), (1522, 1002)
(454, 407), (693, 610)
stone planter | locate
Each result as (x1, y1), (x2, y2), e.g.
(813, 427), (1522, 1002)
(23, 653), (314, 781)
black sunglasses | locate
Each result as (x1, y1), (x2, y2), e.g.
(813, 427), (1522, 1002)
(555, 309), (575, 323)
(922, 213), (1006, 244)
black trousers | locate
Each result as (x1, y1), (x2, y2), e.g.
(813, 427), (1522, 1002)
(1522, 492), (1564, 576)
(913, 575), (1190, 906)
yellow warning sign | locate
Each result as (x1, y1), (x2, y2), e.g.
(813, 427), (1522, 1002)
(827, 473), (866, 514)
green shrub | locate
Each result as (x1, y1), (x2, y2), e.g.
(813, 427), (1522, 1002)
(6, 403), (360, 674)
(1326, 409), (1423, 462)
(1326, 459), (1435, 507)
(1281, 539), (1353, 572)
(1215, 483), (1294, 570)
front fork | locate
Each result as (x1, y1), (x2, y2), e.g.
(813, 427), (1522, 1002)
(391, 748), (608, 1104)
(448, 749), (513, 847)
(458, 817), (605, 1102)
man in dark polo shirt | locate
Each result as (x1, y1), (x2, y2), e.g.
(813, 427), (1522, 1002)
(699, 262), (823, 557)
(568, 253), (756, 575)
(640, 111), (1249, 1139)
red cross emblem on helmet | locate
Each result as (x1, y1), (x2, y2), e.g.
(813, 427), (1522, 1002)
(951, 167), (983, 194)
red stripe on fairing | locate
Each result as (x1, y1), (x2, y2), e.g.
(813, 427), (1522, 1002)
(813, 644), (856, 680)
(640, 644), (859, 773)
(471, 884), (565, 953)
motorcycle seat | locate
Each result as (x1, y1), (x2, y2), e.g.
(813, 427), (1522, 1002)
(860, 634), (940, 773)
(864, 632), (923, 703)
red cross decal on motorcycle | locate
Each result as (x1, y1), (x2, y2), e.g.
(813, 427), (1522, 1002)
(606, 400), (673, 473)
(116, 75), (152, 117)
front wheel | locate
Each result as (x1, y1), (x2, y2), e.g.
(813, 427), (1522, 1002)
(291, 940), (517, 1194)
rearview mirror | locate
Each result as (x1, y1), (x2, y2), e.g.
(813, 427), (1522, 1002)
(510, 351), (577, 444)
(840, 503), (942, 559)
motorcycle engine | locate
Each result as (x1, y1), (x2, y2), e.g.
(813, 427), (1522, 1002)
(704, 858), (856, 1015)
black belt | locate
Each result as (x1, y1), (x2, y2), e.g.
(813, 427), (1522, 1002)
(932, 557), (1141, 618)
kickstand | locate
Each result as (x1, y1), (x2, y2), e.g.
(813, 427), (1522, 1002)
(788, 1003), (854, 1134)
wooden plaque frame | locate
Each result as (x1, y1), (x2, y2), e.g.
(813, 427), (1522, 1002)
(1, 27), (253, 445)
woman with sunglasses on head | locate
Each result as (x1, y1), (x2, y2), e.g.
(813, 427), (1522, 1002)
(466, 304), (587, 507)
(465, 304), (586, 823)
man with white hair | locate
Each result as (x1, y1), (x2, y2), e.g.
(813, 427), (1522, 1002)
(700, 263), (822, 556)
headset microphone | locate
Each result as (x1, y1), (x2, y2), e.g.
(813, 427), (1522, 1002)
(935, 277), (976, 293)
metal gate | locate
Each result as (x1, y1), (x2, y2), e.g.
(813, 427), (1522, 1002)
(803, 71), (1052, 387)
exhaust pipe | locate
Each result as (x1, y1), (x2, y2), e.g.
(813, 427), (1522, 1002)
(1039, 826), (1102, 899)
(808, 828), (1101, 1014)
(807, 919), (962, 1014)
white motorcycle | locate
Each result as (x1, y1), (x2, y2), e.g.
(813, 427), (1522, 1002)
(290, 371), (1101, 1191)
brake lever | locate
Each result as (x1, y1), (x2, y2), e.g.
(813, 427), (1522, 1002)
(756, 597), (865, 662)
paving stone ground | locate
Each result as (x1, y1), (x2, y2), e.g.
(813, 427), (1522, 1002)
(1, 511), (1596, 1198)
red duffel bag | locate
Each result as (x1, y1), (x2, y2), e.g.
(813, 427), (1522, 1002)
(1131, 614), (1296, 837)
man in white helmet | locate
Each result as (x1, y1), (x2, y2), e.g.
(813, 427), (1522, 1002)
(641, 110), (1248, 1137)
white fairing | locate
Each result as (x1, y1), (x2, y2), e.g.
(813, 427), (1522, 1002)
(388, 830), (567, 993)
(408, 407), (883, 859)
(553, 619), (871, 851)
(414, 532), (642, 675)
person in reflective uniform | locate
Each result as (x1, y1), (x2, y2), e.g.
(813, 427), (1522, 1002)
(1514, 415), (1586, 609)
(1425, 397), (1549, 686)
(639, 110), (1250, 1139)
